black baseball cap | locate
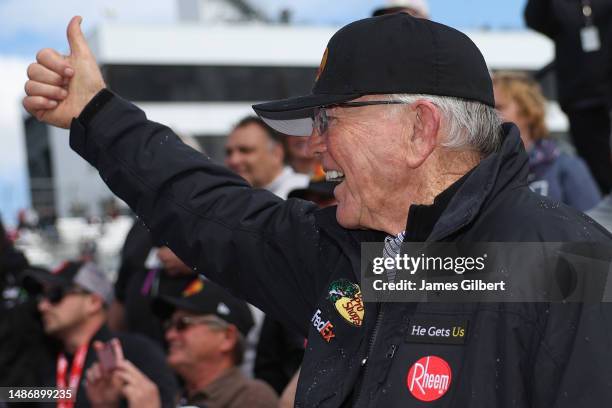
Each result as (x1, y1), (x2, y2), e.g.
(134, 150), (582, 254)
(252, 13), (494, 136)
(22, 260), (114, 305)
(153, 277), (254, 337)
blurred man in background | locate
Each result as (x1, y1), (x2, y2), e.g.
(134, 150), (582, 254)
(87, 277), (278, 408)
(285, 135), (319, 175)
(225, 116), (308, 199)
(23, 261), (177, 407)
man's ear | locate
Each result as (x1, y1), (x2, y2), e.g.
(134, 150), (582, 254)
(406, 100), (440, 168)
(219, 325), (238, 354)
(85, 293), (105, 315)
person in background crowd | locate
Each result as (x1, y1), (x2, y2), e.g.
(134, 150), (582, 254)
(253, 316), (304, 395)
(0, 218), (47, 393)
(87, 277), (278, 408)
(525, 0), (612, 194)
(225, 116), (308, 199)
(110, 239), (196, 347)
(285, 135), (319, 175)
(22, 261), (177, 407)
(0, 219), (29, 307)
(372, 0), (429, 18)
(86, 339), (164, 408)
(493, 72), (601, 211)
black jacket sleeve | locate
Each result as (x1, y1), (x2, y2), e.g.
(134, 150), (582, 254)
(69, 92), (326, 336)
(524, 0), (557, 38)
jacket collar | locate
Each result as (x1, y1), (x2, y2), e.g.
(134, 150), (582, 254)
(426, 123), (528, 241)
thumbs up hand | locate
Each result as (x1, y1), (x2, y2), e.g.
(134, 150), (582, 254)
(23, 16), (106, 129)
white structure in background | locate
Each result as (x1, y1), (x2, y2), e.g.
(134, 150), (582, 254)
(23, 2), (563, 221)
(177, 0), (268, 23)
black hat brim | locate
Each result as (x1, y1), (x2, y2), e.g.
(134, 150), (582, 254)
(152, 294), (202, 320)
(21, 268), (71, 293)
(252, 93), (360, 136)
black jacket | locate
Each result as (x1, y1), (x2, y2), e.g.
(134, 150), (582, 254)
(525, 0), (612, 109)
(70, 91), (612, 407)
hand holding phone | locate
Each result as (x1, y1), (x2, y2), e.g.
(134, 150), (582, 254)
(94, 338), (124, 373)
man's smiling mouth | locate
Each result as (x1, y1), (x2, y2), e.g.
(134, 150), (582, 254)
(325, 170), (345, 182)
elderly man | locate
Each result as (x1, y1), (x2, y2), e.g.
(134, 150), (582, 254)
(23, 13), (612, 408)
(86, 277), (278, 408)
(22, 261), (177, 407)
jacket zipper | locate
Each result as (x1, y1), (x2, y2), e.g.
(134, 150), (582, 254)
(354, 302), (385, 406)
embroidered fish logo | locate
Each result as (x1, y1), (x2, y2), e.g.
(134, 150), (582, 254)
(327, 279), (364, 327)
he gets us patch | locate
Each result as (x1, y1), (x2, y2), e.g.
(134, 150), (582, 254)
(405, 317), (468, 345)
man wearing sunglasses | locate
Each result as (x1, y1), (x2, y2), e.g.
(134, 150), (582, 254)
(87, 277), (278, 408)
(22, 261), (178, 407)
(22, 11), (612, 408)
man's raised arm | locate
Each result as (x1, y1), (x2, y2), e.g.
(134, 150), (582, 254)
(23, 16), (105, 129)
(22, 16), (326, 336)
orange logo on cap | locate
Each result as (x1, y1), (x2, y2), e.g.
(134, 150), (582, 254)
(315, 48), (329, 82)
(182, 277), (204, 297)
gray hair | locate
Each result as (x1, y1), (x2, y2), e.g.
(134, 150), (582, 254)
(390, 94), (503, 155)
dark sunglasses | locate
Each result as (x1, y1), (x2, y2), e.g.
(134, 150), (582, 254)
(163, 315), (228, 332)
(38, 286), (89, 305)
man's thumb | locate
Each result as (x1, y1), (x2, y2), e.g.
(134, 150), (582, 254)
(67, 16), (89, 56)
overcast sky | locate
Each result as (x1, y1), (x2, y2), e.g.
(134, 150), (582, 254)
(0, 0), (528, 226)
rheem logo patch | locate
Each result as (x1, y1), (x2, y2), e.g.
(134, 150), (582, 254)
(406, 355), (452, 402)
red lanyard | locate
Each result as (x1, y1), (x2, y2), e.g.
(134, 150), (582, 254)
(56, 343), (88, 408)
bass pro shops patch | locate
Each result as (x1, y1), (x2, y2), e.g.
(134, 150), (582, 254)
(327, 279), (364, 327)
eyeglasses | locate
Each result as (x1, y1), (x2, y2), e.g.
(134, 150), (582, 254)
(163, 315), (228, 332)
(38, 286), (89, 305)
(312, 100), (412, 135)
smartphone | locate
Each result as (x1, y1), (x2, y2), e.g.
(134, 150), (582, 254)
(97, 341), (117, 372)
